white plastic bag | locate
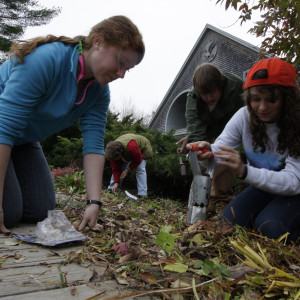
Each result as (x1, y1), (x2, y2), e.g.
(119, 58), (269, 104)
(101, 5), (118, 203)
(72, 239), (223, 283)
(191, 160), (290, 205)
(36, 210), (85, 243)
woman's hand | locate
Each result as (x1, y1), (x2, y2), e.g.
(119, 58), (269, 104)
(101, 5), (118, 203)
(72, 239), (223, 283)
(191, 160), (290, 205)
(0, 211), (11, 234)
(78, 204), (100, 231)
(214, 145), (245, 176)
(186, 141), (212, 160)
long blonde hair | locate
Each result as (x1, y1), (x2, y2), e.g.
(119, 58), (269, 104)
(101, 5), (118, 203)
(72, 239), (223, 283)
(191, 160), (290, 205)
(10, 15), (145, 64)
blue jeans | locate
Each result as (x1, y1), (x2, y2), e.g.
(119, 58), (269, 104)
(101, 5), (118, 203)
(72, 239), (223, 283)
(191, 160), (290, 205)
(221, 186), (300, 242)
(108, 159), (148, 196)
(3, 142), (56, 228)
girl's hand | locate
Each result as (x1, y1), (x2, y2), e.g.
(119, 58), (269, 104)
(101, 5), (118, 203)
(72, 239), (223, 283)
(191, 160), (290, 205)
(78, 204), (100, 231)
(186, 141), (212, 160)
(214, 145), (245, 176)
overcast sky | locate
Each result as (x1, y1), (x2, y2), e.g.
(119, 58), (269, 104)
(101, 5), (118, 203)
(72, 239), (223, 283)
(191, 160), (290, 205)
(23, 0), (262, 116)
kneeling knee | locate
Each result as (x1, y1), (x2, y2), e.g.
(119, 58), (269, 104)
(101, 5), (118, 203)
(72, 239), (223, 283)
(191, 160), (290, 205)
(255, 218), (287, 239)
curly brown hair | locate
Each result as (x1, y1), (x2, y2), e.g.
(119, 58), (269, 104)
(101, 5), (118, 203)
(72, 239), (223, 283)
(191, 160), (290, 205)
(245, 84), (300, 158)
(10, 15), (145, 64)
(105, 141), (124, 160)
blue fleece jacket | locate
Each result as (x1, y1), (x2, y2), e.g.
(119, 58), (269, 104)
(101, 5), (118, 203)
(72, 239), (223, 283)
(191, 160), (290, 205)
(0, 42), (110, 155)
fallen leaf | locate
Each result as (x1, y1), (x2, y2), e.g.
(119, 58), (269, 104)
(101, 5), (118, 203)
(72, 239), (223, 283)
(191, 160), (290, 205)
(161, 225), (173, 233)
(190, 233), (210, 246)
(89, 270), (99, 283)
(156, 232), (175, 252)
(72, 220), (81, 228)
(14, 256), (26, 263)
(147, 247), (161, 254)
(115, 275), (129, 285)
(171, 294), (184, 300)
(164, 263), (188, 273)
(228, 265), (257, 279)
(49, 250), (62, 257)
(5, 240), (19, 246)
(130, 244), (149, 258)
(186, 220), (203, 232)
(91, 224), (103, 231)
(141, 271), (157, 284)
(118, 253), (134, 263)
(290, 264), (300, 271)
(70, 287), (78, 296)
(115, 230), (128, 242)
(171, 279), (191, 288)
(113, 242), (130, 256)
(116, 214), (127, 220)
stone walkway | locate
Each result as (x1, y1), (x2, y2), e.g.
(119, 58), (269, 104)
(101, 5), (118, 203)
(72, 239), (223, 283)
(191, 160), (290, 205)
(0, 223), (151, 300)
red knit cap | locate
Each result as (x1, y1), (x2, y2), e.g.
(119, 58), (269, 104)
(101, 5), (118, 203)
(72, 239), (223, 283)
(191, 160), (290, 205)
(243, 57), (296, 89)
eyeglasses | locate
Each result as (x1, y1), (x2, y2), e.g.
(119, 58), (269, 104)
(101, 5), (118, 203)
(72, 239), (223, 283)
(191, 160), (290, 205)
(117, 54), (130, 74)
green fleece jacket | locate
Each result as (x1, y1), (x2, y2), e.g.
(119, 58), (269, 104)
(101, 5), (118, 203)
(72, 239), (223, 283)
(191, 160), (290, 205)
(185, 72), (244, 142)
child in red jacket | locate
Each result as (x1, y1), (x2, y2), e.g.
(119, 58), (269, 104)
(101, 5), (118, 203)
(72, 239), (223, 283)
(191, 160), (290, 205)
(105, 134), (153, 198)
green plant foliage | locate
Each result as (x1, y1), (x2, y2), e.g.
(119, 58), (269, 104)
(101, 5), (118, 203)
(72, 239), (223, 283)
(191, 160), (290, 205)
(102, 111), (193, 199)
(0, 0), (60, 59)
(215, 0), (300, 72)
(52, 168), (86, 196)
(194, 260), (204, 269)
(42, 110), (193, 200)
(137, 129), (192, 199)
(57, 266), (66, 288)
(156, 232), (175, 252)
(193, 259), (230, 280)
(163, 262), (188, 273)
(46, 136), (83, 168)
(105, 111), (149, 143)
(41, 121), (82, 167)
(160, 225), (173, 234)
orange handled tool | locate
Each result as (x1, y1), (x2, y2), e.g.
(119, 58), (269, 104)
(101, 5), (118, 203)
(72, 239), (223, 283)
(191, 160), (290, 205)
(190, 144), (214, 158)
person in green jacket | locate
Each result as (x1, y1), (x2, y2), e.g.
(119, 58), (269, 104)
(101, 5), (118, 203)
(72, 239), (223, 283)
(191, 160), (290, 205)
(106, 134), (153, 198)
(177, 63), (244, 197)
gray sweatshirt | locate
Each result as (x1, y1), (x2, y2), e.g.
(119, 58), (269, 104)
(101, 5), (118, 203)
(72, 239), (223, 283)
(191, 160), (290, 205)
(211, 107), (300, 196)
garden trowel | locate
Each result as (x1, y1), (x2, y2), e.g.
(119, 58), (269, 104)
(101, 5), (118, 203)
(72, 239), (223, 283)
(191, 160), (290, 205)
(125, 190), (138, 201)
(186, 146), (215, 224)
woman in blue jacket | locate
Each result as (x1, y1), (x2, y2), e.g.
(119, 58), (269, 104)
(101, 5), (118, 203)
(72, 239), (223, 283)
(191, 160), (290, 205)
(0, 15), (145, 234)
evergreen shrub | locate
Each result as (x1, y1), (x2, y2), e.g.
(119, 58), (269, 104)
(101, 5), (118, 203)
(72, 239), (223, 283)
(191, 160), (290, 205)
(42, 110), (193, 201)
